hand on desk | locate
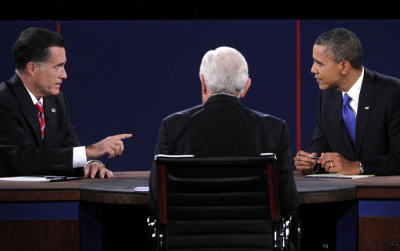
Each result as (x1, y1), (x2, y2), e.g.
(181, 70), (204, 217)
(84, 161), (114, 179)
(318, 152), (361, 175)
(294, 150), (317, 175)
(85, 134), (132, 159)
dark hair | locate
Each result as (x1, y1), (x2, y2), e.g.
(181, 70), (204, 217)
(315, 28), (363, 69)
(13, 27), (66, 74)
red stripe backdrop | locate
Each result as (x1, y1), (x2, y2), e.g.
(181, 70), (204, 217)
(296, 20), (301, 153)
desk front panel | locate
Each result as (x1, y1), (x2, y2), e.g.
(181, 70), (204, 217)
(0, 201), (80, 251)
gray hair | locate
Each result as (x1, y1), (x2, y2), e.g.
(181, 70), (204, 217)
(315, 28), (363, 69)
(199, 46), (248, 95)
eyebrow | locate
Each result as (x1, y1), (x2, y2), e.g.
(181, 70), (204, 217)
(314, 59), (323, 65)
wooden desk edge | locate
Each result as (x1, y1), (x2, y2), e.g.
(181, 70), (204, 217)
(299, 190), (357, 204)
(357, 187), (400, 198)
(0, 190), (80, 202)
(80, 190), (148, 205)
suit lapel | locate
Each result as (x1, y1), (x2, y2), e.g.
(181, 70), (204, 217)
(43, 96), (57, 148)
(11, 75), (43, 148)
(355, 68), (374, 159)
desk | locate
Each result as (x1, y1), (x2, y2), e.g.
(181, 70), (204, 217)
(0, 172), (150, 251)
(295, 172), (400, 251)
(0, 171), (397, 251)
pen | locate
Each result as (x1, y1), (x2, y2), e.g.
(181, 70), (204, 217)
(311, 156), (320, 160)
(45, 176), (67, 179)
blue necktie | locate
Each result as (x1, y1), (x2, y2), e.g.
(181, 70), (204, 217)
(342, 93), (356, 148)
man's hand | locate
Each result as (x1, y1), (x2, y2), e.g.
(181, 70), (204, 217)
(294, 150), (317, 175)
(84, 161), (114, 178)
(85, 134), (132, 159)
(318, 152), (361, 175)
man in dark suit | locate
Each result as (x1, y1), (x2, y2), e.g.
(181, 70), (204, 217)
(148, 46), (299, 216)
(294, 28), (400, 175)
(0, 27), (131, 178)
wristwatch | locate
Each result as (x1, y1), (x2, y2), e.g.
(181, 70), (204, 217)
(359, 162), (365, 174)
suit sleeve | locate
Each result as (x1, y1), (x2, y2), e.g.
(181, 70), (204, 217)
(361, 86), (400, 175)
(0, 93), (78, 176)
(148, 119), (169, 214)
(309, 91), (332, 155)
(276, 121), (299, 216)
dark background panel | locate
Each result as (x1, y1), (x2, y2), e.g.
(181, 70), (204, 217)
(299, 20), (400, 152)
(0, 21), (297, 172)
(2, 19), (400, 172)
(59, 20), (297, 171)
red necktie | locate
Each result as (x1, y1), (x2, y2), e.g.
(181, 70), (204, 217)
(35, 101), (45, 140)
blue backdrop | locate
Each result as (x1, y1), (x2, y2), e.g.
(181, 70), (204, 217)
(1, 20), (399, 171)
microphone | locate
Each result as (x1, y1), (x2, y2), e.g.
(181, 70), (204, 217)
(340, 120), (345, 128)
(45, 116), (50, 126)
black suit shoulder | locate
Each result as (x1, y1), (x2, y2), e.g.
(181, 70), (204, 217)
(370, 69), (400, 85)
(163, 104), (204, 123)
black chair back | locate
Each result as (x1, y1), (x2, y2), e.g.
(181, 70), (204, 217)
(155, 154), (281, 251)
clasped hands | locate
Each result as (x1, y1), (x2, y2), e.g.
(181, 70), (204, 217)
(294, 150), (361, 175)
(84, 134), (132, 179)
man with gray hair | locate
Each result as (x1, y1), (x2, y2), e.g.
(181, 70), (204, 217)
(295, 28), (400, 175)
(148, 46), (299, 216)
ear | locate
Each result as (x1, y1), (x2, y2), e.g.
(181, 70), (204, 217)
(200, 74), (207, 94)
(240, 78), (251, 98)
(340, 61), (351, 75)
(26, 62), (37, 77)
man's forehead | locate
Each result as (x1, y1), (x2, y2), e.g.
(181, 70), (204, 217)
(48, 47), (66, 61)
(313, 44), (333, 60)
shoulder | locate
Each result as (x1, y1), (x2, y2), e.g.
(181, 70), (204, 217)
(368, 69), (400, 89)
(0, 79), (14, 100)
(247, 108), (287, 128)
(163, 104), (204, 122)
(363, 69), (400, 102)
(370, 69), (400, 84)
(0, 80), (19, 110)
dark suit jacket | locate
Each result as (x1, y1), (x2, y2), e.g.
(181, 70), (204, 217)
(0, 74), (84, 177)
(310, 68), (400, 175)
(148, 94), (299, 216)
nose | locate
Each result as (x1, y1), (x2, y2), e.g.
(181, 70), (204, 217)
(61, 67), (67, 79)
(311, 62), (318, 74)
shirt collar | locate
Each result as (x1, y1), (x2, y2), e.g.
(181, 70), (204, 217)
(212, 93), (240, 98)
(342, 67), (364, 103)
(23, 84), (43, 105)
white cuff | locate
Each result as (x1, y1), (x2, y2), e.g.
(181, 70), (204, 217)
(73, 146), (87, 168)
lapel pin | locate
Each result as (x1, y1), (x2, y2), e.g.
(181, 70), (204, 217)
(365, 106), (369, 110)
(51, 108), (56, 112)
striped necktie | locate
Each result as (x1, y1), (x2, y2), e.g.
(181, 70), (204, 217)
(35, 101), (45, 140)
